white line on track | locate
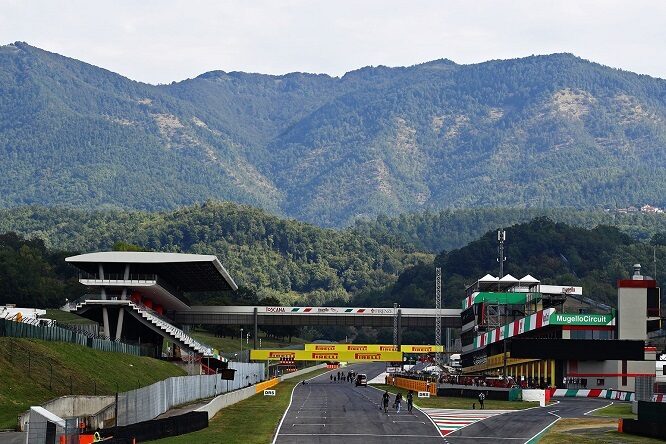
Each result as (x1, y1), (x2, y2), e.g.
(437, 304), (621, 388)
(271, 368), (334, 444)
(584, 401), (613, 415)
(444, 437), (525, 440)
(278, 433), (446, 438)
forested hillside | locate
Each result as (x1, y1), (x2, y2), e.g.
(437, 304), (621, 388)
(352, 208), (666, 253)
(0, 202), (430, 307)
(2, 42), (666, 226)
(358, 218), (666, 310)
(3, 204), (665, 310)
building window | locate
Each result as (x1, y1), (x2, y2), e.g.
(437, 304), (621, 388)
(597, 378), (605, 386)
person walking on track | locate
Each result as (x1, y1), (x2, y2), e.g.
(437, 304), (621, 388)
(407, 390), (414, 413)
(395, 392), (403, 413)
(478, 391), (485, 409)
(382, 391), (390, 413)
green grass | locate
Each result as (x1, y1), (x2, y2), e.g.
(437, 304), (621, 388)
(189, 329), (307, 353)
(590, 402), (636, 419)
(0, 338), (185, 430)
(45, 309), (97, 324)
(371, 384), (537, 410)
(539, 418), (663, 444)
(152, 367), (330, 444)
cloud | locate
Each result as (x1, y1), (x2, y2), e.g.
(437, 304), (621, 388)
(1, 0), (665, 83)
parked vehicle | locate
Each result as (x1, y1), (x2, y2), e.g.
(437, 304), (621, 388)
(355, 373), (367, 386)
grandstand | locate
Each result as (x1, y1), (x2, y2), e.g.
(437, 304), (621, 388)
(62, 252), (237, 360)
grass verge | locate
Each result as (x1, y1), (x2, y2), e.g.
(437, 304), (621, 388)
(0, 338), (185, 429)
(539, 418), (663, 444)
(371, 384), (537, 410)
(152, 367), (330, 444)
(590, 402), (636, 419)
(45, 309), (97, 324)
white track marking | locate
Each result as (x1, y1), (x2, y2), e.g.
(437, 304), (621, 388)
(271, 369), (334, 444)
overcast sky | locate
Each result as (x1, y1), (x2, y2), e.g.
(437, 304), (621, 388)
(1, 0), (665, 84)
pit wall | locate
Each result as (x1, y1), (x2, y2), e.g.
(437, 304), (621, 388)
(389, 376), (437, 395)
(550, 388), (635, 401)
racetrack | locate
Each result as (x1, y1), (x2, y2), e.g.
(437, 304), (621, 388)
(443, 397), (615, 444)
(273, 363), (442, 443)
(272, 362), (623, 444)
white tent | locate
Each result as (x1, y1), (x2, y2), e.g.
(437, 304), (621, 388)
(499, 274), (519, 283)
(478, 274), (498, 282)
(519, 274), (540, 284)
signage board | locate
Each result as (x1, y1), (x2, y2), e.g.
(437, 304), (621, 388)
(386, 367), (401, 373)
(250, 349), (403, 362)
(401, 345), (444, 353)
(304, 344), (443, 353)
(305, 344), (398, 352)
(549, 313), (614, 326)
(263, 390), (276, 396)
(417, 391), (430, 398)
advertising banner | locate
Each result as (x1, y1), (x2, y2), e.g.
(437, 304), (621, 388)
(401, 345), (444, 353)
(262, 307), (395, 314)
(305, 344), (399, 352)
(250, 349), (402, 362)
(304, 344), (443, 353)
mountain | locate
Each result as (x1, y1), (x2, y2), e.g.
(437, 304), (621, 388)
(2, 42), (666, 226)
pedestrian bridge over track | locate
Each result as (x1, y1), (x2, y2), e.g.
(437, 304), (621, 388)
(174, 306), (461, 329)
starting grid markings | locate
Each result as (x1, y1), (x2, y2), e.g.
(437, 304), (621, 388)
(420, 408), (510, 436)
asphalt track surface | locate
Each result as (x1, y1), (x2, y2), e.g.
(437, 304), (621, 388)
(444, 397), (615, 444)
(274, 363), (442, 443)
(273, 362), (621, 444)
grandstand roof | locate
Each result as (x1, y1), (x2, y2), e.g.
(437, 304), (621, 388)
(65, 252), (238, 292)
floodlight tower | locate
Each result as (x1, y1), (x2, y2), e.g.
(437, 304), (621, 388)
(435, 267), (442, 365)
(497, 229), (507, 284)
(393, 302), (398, 349)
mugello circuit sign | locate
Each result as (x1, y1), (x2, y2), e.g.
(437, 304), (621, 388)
(548, 313), (615, 325)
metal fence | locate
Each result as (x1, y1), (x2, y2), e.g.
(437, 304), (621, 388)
(113, 362), (265, 426)
(0, 318), (144, 355)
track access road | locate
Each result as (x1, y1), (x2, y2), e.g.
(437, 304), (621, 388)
(273, 363), (441, 444)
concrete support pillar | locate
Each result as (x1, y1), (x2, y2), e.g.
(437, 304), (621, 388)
(102, 307), (110, 338)
(115, 308), (124, 341)
(253, 307), (258, 350)
(537, 360), (541, 381)
(550, 359), (556, 387)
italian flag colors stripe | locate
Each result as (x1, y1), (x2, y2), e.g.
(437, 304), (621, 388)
(473, 308), (555, 350)
(552, 388), (635, 402)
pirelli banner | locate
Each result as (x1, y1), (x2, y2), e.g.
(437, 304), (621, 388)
(305, 344), (397, 352)
(250, 349), (403, 362)
(401, 345), (444, 353)
(304, 344), (443, 353)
